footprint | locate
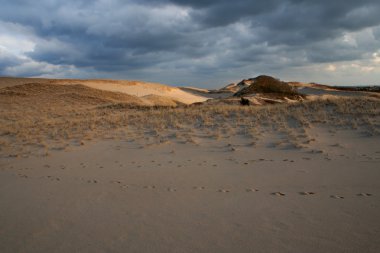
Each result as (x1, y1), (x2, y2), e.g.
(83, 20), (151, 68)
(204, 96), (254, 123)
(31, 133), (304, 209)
(144, 185), (156, 189)
(87, 180), (97, 183)
(272, 192), (286, 196)
(218, 189), (230, 193)
(299, 191), (316, 195)
(246, 188), (259, 192)
(330, 195), (344, 199)
(193, 186), (206, 190)
(357, 193), (372, 197)
(167, 187), (177, 192)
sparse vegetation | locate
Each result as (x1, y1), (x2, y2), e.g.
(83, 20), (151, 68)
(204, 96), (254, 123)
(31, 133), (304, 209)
(234, 75), (300, 98)
(0, 81), (379, 157)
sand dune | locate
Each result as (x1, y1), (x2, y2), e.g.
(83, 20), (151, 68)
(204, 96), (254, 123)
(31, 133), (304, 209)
(51, 79), (208, 104)
(141, 94), (184, 107)
(0, 77), (209, 105)
(0, 82), (147, 106)
(1, 76), (380, 253)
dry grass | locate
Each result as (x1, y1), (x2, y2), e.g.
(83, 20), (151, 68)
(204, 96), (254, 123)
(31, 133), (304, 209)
(1, 82), (379, 157)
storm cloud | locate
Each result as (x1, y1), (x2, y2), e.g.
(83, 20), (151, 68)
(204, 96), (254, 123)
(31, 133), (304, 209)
(0, 0), (380, 86)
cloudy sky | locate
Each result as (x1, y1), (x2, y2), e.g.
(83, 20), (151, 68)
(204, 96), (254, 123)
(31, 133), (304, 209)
(1, 0), (380, 87)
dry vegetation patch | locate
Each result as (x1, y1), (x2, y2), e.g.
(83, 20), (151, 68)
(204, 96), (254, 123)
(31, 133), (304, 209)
(1, 83), (379, 157)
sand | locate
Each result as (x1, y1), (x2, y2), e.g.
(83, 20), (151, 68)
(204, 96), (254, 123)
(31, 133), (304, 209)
(0, 77), (209, 105)
(1, 127), (380, 253)
(1, 77), (380, 252)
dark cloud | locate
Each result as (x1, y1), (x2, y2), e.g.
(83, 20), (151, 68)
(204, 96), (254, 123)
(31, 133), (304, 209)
(0, 51), (25, 75)
(0, 0), (380, 86)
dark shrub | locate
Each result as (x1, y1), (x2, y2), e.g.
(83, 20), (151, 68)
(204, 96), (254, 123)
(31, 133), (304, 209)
(240, 97), (250, 106)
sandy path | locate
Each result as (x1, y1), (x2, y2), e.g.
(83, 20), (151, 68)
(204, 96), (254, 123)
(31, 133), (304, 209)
(0, 132), (380, 253)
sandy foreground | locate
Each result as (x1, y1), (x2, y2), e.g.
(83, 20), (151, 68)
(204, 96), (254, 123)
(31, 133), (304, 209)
(1, 78), (380, 252)
(1, 128), (379, 253)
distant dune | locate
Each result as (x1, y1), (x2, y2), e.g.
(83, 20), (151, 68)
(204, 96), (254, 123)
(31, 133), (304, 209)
(0, 77), (209, 105)
(0, 82), (147, 107)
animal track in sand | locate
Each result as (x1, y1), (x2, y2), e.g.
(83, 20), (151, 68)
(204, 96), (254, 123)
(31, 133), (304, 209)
(272, 192), (286, 196)
(357, 193), (372, 197)
(246, 188), (259, 192)
(18, 167), (32, 171)
(87, 180), (97, 183)
(218, 189), (230, 193)
(46, 176), (60, 181)
(144, 185), (156, 189)
(193, 186), (206, 190)
(167, 187), (177, 192)
(299, 191), (316, 196)
(17, 174), (28, 178)
(330, 195), (344, 199)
